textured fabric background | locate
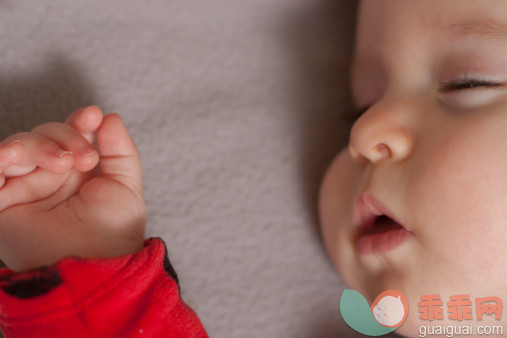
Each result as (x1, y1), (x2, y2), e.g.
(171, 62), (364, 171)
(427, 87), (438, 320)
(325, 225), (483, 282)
(0, 1), (381, 337)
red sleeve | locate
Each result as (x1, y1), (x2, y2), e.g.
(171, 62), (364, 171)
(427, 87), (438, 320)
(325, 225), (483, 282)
(0, 237), (208, 338)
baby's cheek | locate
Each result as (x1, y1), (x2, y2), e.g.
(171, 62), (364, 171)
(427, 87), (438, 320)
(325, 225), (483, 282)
(319, 149), (366, 287)
(410, 124), (507, 286)
(320, 149), (360, 238)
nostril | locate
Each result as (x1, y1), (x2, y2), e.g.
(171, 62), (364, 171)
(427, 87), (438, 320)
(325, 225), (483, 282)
(374, 143), (391, 158)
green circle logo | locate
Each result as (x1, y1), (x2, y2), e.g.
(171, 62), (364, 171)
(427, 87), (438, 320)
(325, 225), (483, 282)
(340, 289), (408, 336)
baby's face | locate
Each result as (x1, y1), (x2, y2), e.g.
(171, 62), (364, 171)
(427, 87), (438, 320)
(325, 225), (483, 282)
(319, 0), (507, 335)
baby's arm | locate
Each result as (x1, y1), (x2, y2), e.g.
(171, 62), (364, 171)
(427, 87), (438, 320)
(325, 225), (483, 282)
(0, 107), (207, 337)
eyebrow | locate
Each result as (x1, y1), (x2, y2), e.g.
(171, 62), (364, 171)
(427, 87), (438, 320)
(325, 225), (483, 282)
(447, 19), (507, 44)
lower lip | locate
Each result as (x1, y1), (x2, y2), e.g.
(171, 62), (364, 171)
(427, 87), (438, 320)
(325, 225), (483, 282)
(356, 226), (410, 255)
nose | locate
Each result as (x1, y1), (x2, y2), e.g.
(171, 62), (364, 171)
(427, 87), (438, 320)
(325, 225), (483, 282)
(348, 102), (414, 164)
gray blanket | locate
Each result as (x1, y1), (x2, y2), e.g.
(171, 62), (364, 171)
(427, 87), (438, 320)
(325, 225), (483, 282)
(0, 1), (379, 336)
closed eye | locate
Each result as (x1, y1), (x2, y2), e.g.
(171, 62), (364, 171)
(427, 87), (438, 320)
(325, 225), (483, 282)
(348, 77), (504, 124)
(439, 78), (503, 92)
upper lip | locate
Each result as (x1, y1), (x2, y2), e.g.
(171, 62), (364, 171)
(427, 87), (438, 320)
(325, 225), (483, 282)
(353, 193), (404, 231)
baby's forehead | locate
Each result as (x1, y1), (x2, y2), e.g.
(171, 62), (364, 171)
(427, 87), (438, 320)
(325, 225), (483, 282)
(356, 0), (507, 45)
(352, 1), (507, 85)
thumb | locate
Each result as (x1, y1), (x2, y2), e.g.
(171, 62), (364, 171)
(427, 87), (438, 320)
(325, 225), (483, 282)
(96, 113), (143, 195)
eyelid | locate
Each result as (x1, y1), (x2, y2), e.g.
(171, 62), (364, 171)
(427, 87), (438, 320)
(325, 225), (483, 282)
(438, 75), (504, 92)
(349, 76), (504, 123)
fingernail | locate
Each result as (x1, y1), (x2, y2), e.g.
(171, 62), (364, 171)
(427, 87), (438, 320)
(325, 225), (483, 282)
(55, 150), (73, 158)
(79, 145), (98, 157)
(8, 140), (22, 146)
(82, 150), (97, 158)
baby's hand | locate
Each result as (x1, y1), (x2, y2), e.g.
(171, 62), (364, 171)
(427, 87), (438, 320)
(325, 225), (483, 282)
(0, 107), (146, 272)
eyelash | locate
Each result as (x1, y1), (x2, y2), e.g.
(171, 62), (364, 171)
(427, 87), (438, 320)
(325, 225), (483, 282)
(351, 78), (504, 122)
(438, 77), (503, 92)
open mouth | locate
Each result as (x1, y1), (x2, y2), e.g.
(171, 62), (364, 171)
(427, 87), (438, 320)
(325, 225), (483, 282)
(353, 194), (411, 255)
(356, 215), (409, 255)
(358, 215), (405, 236)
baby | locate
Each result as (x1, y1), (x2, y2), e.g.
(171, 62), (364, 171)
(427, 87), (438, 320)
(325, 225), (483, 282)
(319, 0), (506, 336)
(0, 1), (505, 337)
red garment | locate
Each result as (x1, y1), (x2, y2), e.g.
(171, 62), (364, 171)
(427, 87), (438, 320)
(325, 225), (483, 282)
(0, 238), (208, 338)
